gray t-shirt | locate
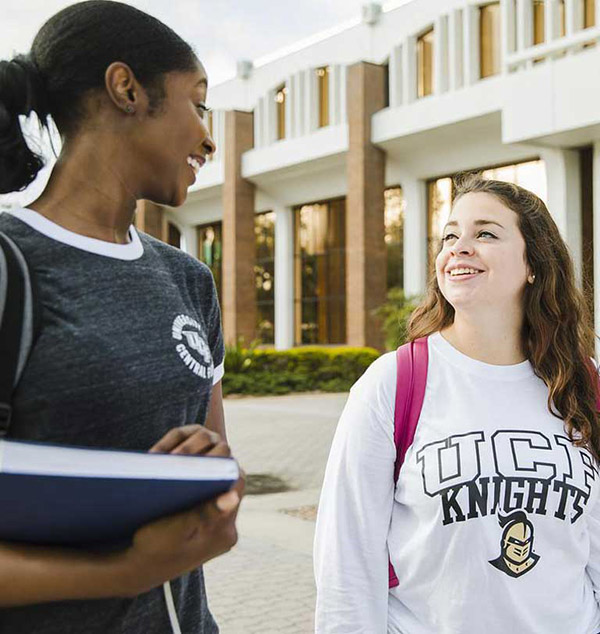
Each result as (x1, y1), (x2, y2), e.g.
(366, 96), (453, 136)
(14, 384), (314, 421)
(0, 208), (225, 633)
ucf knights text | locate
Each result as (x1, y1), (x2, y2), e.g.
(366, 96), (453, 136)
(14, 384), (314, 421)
(415, 430), (599, 526)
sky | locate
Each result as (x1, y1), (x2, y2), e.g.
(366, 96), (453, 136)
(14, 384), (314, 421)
(1, 0), (382, 87)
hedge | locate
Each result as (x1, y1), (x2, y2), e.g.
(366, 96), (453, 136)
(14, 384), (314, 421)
(222, 345), (379, 396)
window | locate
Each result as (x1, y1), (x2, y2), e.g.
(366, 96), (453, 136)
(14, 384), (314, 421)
(481, 159), (547, 201)
(533, 0), (545, 45)
(417, 27), (434, 98)
(294, 199), (346, 345)
(317, 67), (330, 128)
(196, 222), (223, 300)
(559, 0), (566, 36)
(480, 3), (501, 78)
(383, 61), (390, 108)
(275, 84), (287, 140)
(167, 223), (181, 249)
(584, 0), (596, 28)
(582, 0), (596, 46)
(385, 187), (405, 290)
(255, 212), (275, 344)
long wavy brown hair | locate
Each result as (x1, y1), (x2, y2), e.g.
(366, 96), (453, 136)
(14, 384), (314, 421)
(407, 174), (600, 458)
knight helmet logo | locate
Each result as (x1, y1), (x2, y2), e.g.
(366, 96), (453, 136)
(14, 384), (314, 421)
(489, 510), (540, 578)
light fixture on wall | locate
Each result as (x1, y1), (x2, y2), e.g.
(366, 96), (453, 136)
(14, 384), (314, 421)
(236, 60), (253, 80)
(362, 3), (382, 26)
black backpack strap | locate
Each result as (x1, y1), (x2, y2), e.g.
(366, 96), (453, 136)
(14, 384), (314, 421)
(0, 232), (37, 437)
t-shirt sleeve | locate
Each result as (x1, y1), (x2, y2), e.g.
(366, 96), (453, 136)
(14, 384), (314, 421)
(202, 270), (225, 386)
(314, 352), (397, 633)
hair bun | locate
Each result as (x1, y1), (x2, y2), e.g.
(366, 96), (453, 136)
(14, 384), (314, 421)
(0, 54), (49, 193)
(0, 55), (50, 121)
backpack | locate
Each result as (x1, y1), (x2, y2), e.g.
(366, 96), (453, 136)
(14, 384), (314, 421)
(0, 231), (41, 437)
(388, 336), (429, 588)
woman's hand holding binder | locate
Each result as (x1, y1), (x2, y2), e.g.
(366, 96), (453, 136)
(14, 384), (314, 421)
(125, 426), (245, 595)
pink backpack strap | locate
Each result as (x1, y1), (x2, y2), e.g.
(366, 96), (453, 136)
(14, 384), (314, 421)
(389, 336), (429, 589)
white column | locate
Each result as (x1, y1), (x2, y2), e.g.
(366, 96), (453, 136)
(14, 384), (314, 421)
(339, 65), (348, 123)
(254, 98), (264, 148)
(567, 0), (585, 52)
(389, 44), (403, 107)
(434, 15), (449, 94)
(402, 35), (417, 104)
(541, 148), (583, 285)
(329, 65), (342, 126)
(212, 110), (225, 160)
(516, 0), (534, 49)
(294, 71), (306, 136)
(402, 177), (428, 298)
(274, 206), (294, 350)
(449, 9), (464, 89)
(501, 0), (517, 72)
(285, 75), (295, 139)
(182, 226), (197, 259)
(545, 0), (559, 41)
(593, 143), (600, 351)
(565, 0), (582, 34)
(304, 68), (318, 134)
(265, 90), (276, 146)
(463, 5), (480, 85)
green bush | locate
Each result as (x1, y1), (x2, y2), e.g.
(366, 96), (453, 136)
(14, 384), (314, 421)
(222, 344), (379, 396)
(373, 287), (421, 351)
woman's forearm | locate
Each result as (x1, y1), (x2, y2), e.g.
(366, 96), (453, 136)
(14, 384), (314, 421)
(0, 542), (137, 607)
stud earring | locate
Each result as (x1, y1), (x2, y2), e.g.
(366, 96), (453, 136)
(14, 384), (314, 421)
(125, 104), (135, 114)
(528, 274), (536, 284)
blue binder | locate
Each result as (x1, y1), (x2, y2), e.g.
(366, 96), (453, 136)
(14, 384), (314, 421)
(0, 439), (239, 546)
(0, 229), (238, 547)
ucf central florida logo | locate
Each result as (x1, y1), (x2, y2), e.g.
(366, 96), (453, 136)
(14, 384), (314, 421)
(416, 430), (598, 578)
(171, 314), (213, 379)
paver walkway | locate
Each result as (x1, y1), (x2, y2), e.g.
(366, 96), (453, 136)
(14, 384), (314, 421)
(204, 392), (348, 634)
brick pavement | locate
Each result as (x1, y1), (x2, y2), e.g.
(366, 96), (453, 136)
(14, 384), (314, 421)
(204, 392), (348, 634)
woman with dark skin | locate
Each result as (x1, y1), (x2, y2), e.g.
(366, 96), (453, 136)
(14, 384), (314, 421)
(0, 1), (242, 632)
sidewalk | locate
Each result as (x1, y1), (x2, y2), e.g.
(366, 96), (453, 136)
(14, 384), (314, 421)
(204, 392), (347, 634)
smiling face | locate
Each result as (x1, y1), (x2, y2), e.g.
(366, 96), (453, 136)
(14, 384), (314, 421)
(435, 192), (531, 318)
(131, 60), (215, 207)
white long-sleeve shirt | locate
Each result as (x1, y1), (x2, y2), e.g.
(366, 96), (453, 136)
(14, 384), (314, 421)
(314, 332), (600, 633)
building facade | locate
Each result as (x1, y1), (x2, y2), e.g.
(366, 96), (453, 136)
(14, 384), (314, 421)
(154, 0), (600, 351)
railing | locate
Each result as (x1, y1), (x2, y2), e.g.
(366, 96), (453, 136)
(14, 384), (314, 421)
(506, 25), (600, 71)
(253, 65), (347, 149)
(242, 1), (600, 151)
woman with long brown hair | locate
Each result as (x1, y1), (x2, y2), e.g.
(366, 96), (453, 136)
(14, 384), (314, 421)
(314, 174), (600, 633)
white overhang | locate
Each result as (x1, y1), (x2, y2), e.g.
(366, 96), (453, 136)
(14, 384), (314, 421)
(372, 76), (504, 150)
(241, 123), (349, 185)
(502, 47), (600, 147)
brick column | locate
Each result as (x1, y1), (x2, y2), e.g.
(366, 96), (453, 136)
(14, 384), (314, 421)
(222, 110), (256, 345)
(346, 62), (386, 350)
